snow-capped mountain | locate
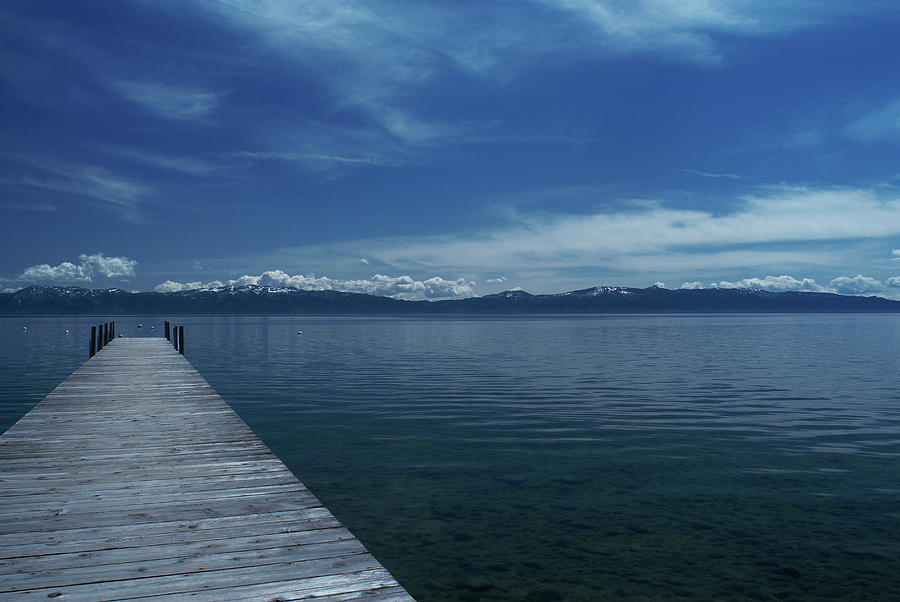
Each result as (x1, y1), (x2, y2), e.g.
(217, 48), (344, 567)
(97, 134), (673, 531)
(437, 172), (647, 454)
(1, 284), (898, 314)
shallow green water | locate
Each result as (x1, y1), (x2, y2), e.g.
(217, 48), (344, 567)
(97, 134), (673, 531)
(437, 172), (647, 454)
(2, 315), (899, 600)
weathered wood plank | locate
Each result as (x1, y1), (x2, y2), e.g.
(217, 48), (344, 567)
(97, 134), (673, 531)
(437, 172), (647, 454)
(0, 525), (350, 571)
(147, 571), (405, 602)
(0, 472), (299, 501)
(6, 557), (386, 600)
(0, 483), (309, 519)
(0, 507), (338, 551)
(0, 540), (369, 592)
(0, 337), (413, 600)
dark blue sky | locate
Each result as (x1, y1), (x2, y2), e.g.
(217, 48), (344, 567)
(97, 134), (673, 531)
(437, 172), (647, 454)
(3, 1), (900, 298)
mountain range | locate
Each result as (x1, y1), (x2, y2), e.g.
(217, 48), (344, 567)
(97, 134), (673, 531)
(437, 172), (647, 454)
(1, 284), (899, 314)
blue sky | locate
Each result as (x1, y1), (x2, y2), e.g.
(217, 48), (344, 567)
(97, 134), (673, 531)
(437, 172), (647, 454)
(3, 1), (900, 299)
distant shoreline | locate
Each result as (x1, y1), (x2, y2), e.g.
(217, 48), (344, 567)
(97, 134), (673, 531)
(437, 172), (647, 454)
(3, 284), (899, 315)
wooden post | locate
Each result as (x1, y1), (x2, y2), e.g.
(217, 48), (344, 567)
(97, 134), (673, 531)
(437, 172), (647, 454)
(173, 326), (178, 350)
(97, 325), (103, 351)
(90, 326), (97, 358)
(165, 321), (170, 341)
(103, 323), (109, 345)
(178, 326), (184, 355)
(111, 321), (115, 339)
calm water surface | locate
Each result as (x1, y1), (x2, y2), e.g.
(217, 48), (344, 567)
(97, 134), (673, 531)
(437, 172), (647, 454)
(2, 315), (899, 600)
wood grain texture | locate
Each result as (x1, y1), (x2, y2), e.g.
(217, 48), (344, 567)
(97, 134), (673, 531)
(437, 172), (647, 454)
(0, 338), (413, 601)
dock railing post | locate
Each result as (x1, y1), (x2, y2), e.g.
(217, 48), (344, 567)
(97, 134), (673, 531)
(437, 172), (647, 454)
(90, 326), (97, 358)
(103, 323), (109, 345)
(178, 325), (184, 355)
(173, 326), (178, 350)
(165, 321), (170, 341)
(111, 321), (115, 339)
(97, 325), (103, 351)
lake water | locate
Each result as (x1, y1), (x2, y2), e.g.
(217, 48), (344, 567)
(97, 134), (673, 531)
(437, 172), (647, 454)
(2, 314), (899, 600)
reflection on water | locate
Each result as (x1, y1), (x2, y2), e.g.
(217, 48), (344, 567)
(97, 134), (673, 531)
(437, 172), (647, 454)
(2, 314), (899, 600)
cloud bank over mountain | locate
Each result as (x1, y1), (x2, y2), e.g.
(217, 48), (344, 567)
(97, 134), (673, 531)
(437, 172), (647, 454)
(154, 270), (475, 300)
(680, 274), (900, 297)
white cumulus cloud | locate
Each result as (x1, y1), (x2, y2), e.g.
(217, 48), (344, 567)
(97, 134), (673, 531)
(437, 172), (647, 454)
(678, 274), (895, 297)
(153, 280), (223, 293)
(154, 270), (475, 300)
(828, 275), (885, 295)
(713, 275), (826, 292)
(80, 254), (137, 278)
(892, 249), (900, 259)
(19, 253), (137, 282)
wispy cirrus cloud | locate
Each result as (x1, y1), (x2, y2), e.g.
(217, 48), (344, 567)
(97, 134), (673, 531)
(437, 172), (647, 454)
(102, 146), (220, 175)
(236, 184), (900, 295)
(202, 0), (888, 82)
(525, 1), (893, 69)
(23, 167), (147, 208)
(845, 99), (900, 141)
(191, 0), (893, 170)
(678, 168), (749, 180)
(155, 269), (475, 300)
(1, 154), (152, 220)
(354, 185), (900, 270)
(196, 1), (496, 151)
(222, 114), (427, 173)
(110, 80), (223, 120)
(224, 151), (396, 167)
(365, 107), (494, 146)
(1, 200), (56, 212)
(18, 253), (137, 283)
(542, 0), (755, 65)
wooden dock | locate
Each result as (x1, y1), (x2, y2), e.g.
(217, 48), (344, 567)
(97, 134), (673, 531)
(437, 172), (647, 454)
(0, 337), (413, 601)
